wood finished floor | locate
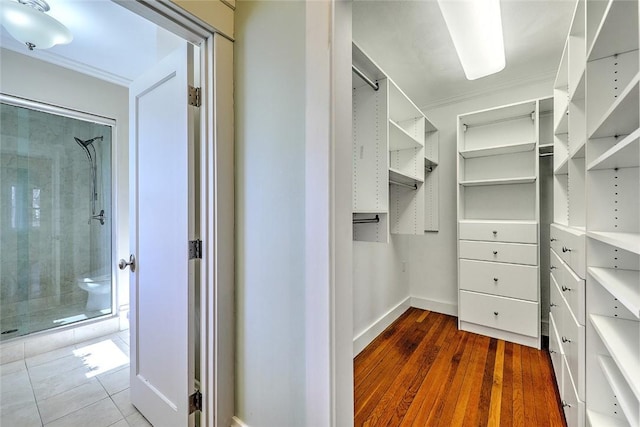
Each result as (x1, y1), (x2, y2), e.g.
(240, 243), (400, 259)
(354, 308), (567, 427)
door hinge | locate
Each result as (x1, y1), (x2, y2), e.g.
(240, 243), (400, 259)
(188, 86), (201, 107)
(189, 239), (202, 260)
(189, 390), (202, 414)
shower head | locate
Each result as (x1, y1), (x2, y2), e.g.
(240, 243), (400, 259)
(74, 136), (103, 147)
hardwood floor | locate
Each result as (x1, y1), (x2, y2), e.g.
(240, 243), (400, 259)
(354, 308), (566, 427)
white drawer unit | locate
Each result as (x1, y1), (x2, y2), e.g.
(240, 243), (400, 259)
(550, 248), (563, 284)
(550, 223), (586, 279)
(549, 312), (564, 385)
(459, 240), (538, 266)
(561, 259), (586, 325)
(459, 291), (539, 338)
(459, 259), (538, 301)
(550, 274), (564, 330)
(562, 355), (586, 427)
(459, 220), (538, 244)
(561, 297), (586, 401)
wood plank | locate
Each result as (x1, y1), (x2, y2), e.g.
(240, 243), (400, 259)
(354, 309), (565, 427)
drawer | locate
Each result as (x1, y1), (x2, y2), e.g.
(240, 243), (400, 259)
(561, 261), (586, 325)
(561, 300), (585, 401)
(459, 221), (537, 244)
(565, 232), (586, 279)
(550, 248), (563, 285)
(549, 274), (564, 330)
(459, 291), (539, 338)
(561, 355), (585, 427)
(549, 313), (563, 388)
(550, 224), (564, 256)
(459, 240), (538, 266)
(460, 259), (538, 301)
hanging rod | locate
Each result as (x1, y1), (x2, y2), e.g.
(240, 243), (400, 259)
(389, 179), (418, 190)
(352, 65), (379, 91)
(539, 153), (554, 157)
(463, 111), (535, 131)
(353, 215), (380, 224)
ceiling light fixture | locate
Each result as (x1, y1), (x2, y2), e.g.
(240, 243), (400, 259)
(437, 0), (506, 80)
(0, 0), (72, 50)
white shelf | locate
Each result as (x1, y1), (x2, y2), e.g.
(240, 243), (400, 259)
(424, 157), (438, 168)
(353, 209), (387, 215)
(389, 120), (423, 150)
(588, 231), (640, 255)
(389, 168), (423, 188)
(459, 176), (537, 187)
(588, 268), (640, 319)
(590, 74), (640, 139)
(458, 219), (537, 225)
(554, 157), (569, 175)
(570, 141), (586, 159)
(555, 105), (569, 135)
(458, 141), (536, 159)
(590, 314), (640, 400)
(587, 410), (630, 427)
(588, 129), (640, 170)
(598, 356), (639, 426)
(587, 0), (639, 61)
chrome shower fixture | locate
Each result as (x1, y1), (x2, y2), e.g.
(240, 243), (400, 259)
(74, 135), (104, 225)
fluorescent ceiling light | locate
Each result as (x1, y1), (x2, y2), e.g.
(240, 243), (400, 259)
(437, 0), (506, 80)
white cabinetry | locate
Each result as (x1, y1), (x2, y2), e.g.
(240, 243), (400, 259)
(352, 43), (439, 242)
(552, 1), (639, 426)
(457, 99), (542, 349)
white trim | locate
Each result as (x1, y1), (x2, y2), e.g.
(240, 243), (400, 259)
(421, 70), (557, 111)
(353, 297), (411, 356)
(230, 416), (249, 427)
(410, 297), (458, 317)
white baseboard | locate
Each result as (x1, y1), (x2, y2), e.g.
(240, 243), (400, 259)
(353, 297), (411, 357)
(410, 296), (457, 317)
(231, 416), (249, 427)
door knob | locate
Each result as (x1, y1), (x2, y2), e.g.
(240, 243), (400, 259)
(118, 254), (136, 272)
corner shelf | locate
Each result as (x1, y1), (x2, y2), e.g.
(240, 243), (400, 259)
(588, 268), (640, 319)
(459, 176), (537, 187)
(598, 356), (639, 426)
(587, 129), (640, 170)
(589, 74), (639, 139)
(459, 141), (536, 159)
(590, 314), (640, 400)
(389, 120), (423, 150)
(587, 231), (640, 255)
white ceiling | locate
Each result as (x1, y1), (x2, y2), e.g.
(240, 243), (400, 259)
(0, 0), (183, 86)
(353, 0), (577, 109)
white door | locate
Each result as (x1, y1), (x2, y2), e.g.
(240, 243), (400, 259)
(125, 42), (197, 427)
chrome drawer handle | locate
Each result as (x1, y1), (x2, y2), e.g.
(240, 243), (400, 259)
(550, 303), (557, 307)
(550, 349), (556, 354)
(493, 311), (499, 316)
(562, 286), (571, 292)
(562, 336), (571, 343)
(550, 266), (557, 270)
(493, 277), (498, 282)
(562, 246), (572, 253)
(492, 230), (498, 235)
(562, 400), (571, 408)
(492, 251), (498, 255)
(550, 238), (557, 242)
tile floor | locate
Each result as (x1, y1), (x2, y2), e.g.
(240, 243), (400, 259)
(0, 330), (152, 427)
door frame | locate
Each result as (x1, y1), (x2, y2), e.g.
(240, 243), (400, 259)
(112, 2), (234, 426)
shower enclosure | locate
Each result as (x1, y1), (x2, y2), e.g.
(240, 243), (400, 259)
(0, 96), (114, 341)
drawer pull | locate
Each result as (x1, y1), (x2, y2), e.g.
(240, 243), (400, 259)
(493, 311), (499, 316)
(550, 303), (557, 307)
(492, 251), (498, 255)
(493, 277), (498, 282)
(492, 230), (498, 235)
(562, 246), (572, 253)
(561, 400), (571, 408)
(562, 336), (571, 343)
(549, 349), (556, 354)
(550, 266), (557, 270)
(561, 286), (571, 292)
(550, 238), (557, 242)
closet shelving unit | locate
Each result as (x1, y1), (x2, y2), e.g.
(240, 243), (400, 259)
(456, 99), (542, 349)
(583, 0), (640, 426)
(424, 121), (439, 231)
(352, 43), (439, 242)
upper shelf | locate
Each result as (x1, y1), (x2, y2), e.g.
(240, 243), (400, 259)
(589, 74), (639, 139)
(389, 120), (423, 150)
(459, 176), (537, 187)
(389, 168), (423, 188)
(588, 0), (639, 62)
(588, 129), (640, 170)
(588, 267), (640, 319)
(459, 141), (536, 159)
(588, 231), (640, 255)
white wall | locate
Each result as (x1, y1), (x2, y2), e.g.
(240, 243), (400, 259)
(0, 48), (130, 314)
(235, 2), (306, 426)
(395, 79), (554, 314)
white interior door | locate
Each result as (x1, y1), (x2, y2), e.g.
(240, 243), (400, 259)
(126, 42), (196, 427)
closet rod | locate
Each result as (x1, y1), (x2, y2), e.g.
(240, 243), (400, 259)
(389, 179), (418, 190)
(353, 215), (380, 224)
(463, 111), (535, 130)
(352, 65), (379, 91)
(539, 153), (554, 157)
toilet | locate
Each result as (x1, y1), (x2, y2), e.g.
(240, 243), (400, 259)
(77, 274), (112, 312)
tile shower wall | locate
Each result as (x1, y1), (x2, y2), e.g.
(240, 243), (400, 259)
(0, 102), (112, 339)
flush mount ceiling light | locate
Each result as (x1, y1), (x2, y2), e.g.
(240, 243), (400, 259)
(437, 0), (506, 80)
(0, 0), (72, 50)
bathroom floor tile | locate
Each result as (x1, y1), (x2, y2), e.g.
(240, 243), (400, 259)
(98, 366), (130, 396)
(125, 411), (153, 426)
(31, 363), (95, 400)
(0, 358), (26, 376)
(25, 344), (77, 368)
(37, 378), (108, 424)
(0, 400), (42, 427)
(111, 388), (137, 417)
(44, 397), (123, 427)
